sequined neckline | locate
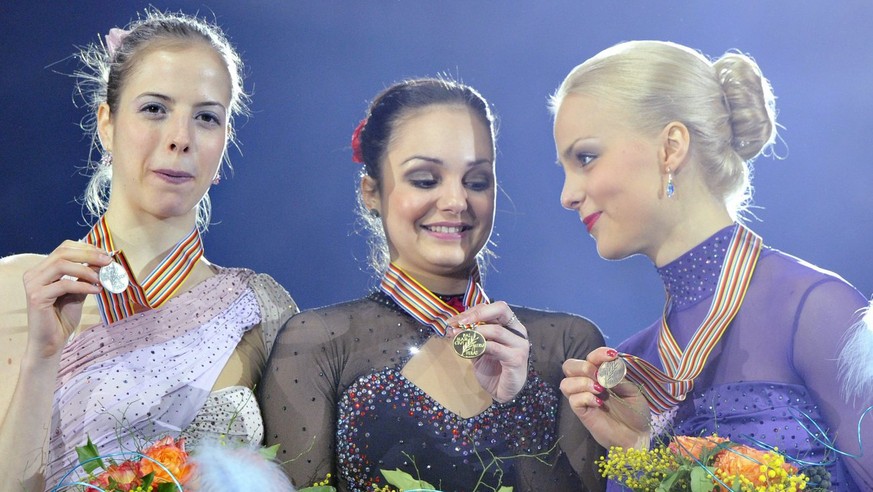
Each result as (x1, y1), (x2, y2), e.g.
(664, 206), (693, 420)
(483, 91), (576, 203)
(657, 224), (737, 309)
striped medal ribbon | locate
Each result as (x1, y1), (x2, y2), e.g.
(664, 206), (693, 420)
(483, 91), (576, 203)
(379, 262), (489, 336)
(84, 216), (204, 325)
(621, 224), (763, 414)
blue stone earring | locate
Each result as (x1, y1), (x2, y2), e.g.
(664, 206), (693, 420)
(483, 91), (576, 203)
(665, 167), (675, 198)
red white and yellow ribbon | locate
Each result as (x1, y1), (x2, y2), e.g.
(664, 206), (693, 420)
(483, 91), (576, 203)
(84, 216), (204, 325)
(622, 224), (763, 414)
(379, 262), (489, 336)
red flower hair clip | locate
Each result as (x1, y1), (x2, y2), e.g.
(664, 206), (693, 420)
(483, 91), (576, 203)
(351, 118), (367, 164)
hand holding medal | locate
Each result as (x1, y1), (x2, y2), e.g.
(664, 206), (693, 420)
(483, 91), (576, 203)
(21, 240), (112, 356)
(561, 347), (652, 450)
(378, 265), (529, 403)
(446, 301), (530, 403)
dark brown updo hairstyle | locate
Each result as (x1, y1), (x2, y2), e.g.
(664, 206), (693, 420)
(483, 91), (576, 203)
(353, 77), (496, 273)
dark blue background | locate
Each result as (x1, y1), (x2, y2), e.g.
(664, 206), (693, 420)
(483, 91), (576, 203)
(2, 2), (871, 345)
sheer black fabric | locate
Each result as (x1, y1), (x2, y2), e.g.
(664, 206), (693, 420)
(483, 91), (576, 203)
(260, 292), (606, 491)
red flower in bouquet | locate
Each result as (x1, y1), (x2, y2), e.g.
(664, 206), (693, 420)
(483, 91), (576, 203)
(86, 460), (141, 491)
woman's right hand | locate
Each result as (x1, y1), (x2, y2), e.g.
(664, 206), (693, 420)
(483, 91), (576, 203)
(22, 241), (111, 359)
(560, 347), (652, 450)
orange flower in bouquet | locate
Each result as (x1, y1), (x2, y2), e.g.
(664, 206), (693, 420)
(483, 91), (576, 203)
(139, 436), (194, 484)
(65, 435), (287, 491)
(713, 444), (799, 491)
(668, 435), (727, 461)
(71, 435), (193, 491)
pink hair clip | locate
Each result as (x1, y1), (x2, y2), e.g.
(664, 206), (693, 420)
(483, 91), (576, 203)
(105, 27), (131, 58)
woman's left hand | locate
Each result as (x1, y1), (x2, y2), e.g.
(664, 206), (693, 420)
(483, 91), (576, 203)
(447, 301), (529, 403)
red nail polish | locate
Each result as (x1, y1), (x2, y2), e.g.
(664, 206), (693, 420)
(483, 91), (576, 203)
(593, 383), (605, 393)
(595, 397), (603, 407)
(606, 349), (618, 358)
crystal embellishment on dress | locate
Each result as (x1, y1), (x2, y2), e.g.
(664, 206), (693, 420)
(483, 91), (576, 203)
(658, 226), (733, 309)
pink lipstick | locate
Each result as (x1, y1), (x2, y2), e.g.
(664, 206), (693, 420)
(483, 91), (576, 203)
(582, 212), (601, 233)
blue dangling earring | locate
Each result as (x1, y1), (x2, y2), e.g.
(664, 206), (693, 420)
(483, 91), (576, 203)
(665, 167), (675, 198)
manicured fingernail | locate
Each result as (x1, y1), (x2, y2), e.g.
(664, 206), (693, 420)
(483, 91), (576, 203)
(595, 397), (603, 407)
(606, 349), (618, 358)
(593, 383), (605, 393)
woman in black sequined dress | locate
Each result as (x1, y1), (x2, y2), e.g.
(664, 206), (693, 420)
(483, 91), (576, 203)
(260, 78), (606, 492)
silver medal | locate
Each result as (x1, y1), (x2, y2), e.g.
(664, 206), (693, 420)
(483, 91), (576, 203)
(99, 261), (129, 294)
(597, 358), (627, 389)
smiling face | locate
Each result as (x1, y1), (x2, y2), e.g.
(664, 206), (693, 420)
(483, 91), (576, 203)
(554, 93), (671, 261)
(363, 104), (495, 290)
(97, 41), (231, 226)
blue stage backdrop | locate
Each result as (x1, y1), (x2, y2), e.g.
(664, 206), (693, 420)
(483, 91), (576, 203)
(2, 2), (871, 345)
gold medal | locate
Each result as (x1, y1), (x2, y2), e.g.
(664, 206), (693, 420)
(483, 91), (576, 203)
(452, 324), (486, 359)
(597, 358), (627, 389)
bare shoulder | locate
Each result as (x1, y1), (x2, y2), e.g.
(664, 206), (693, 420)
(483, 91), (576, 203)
(0, 253), (45, 272)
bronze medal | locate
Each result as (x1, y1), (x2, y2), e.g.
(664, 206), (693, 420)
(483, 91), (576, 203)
(452, 328), (486, 359)
(597, 358), (627, 389)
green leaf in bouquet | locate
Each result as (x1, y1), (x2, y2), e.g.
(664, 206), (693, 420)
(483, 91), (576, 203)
(381, 468), (437, 490)
(295, 487), (337, 492)
(74, 436), (105, 474)
(689, 465), (717, 492)
(496, 487), (513, 492)
(259, 443), (281, 461)
(142, 472), (155, 490)
(156, 481), (182, 492)
(656, 468), (683, 492)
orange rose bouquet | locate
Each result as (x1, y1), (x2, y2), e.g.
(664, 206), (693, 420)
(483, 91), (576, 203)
(598, 434), (831, 491)
(63, 435), (192, 491)
(55, 435), (287, 491)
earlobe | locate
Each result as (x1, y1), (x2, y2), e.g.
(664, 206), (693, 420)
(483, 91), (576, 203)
(96, 102), (114, 152)
(360, 175), (381, 213)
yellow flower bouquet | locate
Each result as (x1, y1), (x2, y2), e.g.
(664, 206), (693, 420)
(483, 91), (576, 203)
(598, 434), (831, 492)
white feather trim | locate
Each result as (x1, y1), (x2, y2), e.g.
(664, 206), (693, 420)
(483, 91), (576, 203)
(838, 299), (873, 407)
(188, 441), (295, 491)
